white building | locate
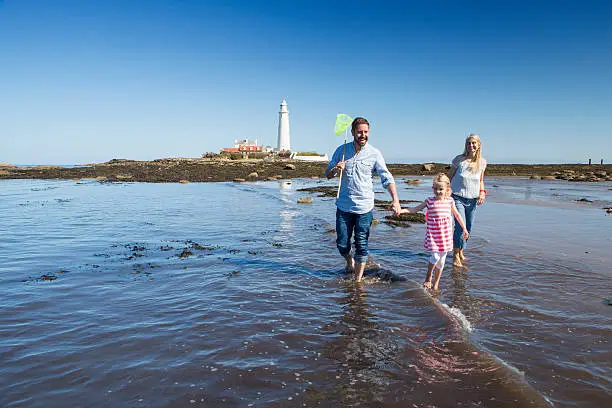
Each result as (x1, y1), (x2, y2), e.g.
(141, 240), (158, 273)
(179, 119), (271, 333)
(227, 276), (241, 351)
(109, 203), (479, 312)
(277, 99), (290, 151)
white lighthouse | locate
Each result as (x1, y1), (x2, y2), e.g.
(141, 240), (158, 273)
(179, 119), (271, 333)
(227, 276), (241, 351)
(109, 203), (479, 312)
(277, 99), (291, 152)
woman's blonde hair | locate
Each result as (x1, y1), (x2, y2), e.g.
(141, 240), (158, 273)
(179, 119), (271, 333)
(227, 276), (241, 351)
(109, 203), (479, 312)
(462, 133), (483, 173)
(433, 173), (452, 199)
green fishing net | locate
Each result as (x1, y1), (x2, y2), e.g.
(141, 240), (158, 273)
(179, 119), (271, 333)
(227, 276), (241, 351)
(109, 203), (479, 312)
(334, 114), (353, 136)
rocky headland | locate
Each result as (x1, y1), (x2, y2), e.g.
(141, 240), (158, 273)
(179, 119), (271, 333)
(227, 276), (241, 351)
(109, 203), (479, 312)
(1, 159), (611, 183)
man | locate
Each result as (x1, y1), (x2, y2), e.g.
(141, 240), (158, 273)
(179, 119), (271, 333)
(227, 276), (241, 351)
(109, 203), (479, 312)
(325, 117), (401, 282)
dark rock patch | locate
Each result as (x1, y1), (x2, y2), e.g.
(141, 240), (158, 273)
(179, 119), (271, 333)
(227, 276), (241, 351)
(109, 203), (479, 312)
(383, 212), (426, 227)
(374, 199), (421, 208)
(297, 186), (337, 198)
(177, 248), (193, 259)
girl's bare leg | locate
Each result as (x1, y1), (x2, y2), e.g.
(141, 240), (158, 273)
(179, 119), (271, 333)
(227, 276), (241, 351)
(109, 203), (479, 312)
(424, 262), (435, 288)
(432, 266), (444, 291)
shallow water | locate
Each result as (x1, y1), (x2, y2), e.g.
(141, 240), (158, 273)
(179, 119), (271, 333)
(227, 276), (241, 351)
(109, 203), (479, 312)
(1, 177), (610, 407)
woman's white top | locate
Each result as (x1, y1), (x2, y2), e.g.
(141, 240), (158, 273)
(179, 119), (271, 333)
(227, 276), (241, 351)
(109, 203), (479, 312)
(450, 155), (487, 199)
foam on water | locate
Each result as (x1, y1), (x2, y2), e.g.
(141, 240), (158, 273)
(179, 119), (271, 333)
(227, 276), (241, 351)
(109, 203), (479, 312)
(440, 302), (473, 333)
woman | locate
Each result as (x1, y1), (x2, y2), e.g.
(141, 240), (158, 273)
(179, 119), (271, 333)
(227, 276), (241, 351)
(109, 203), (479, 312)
(448, 134), (487, 267)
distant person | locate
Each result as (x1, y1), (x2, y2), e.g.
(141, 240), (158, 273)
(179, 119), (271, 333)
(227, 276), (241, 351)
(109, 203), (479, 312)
(325, 117), (401, 282)
(448, 134), (487, 267)
(400, 174), (469, 290)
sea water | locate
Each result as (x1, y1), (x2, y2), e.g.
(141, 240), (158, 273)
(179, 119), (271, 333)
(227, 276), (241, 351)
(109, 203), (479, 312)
(1, 177), (610, 407)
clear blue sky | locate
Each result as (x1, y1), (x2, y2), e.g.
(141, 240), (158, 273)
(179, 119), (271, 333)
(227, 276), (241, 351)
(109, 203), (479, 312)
(1, 0), (610, 164)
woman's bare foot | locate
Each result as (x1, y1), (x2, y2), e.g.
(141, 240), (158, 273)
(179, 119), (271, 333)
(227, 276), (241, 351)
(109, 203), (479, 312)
(459, 249), (467, 262)
(423, 280), (432, 289)
(453, 255), (463, 268)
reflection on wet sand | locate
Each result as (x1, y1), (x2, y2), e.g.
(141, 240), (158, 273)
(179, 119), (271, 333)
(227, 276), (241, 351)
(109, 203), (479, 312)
(323, 282), (399, 404)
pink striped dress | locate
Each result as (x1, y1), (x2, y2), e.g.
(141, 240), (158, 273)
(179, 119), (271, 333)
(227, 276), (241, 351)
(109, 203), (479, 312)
(424, 197), (455, 252)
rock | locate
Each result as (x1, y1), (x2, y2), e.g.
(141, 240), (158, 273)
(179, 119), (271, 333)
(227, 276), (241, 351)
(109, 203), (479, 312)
(116, 174), (133, 180)
(404, 179), (422, 185)
(576, 198), (593, 203)
(285, 164), (296, 170)
(542, 176), (556, 180)
(247, 172), (258, 180)
(422, 163), (435, 171)
(595, 171), (607, 177)
(0, 162), (13, 167)
(382, 212), (426, 227)
(297, 197), (313, 204)
(365, 256), (381, 271)
(95, 176), (107, 181)
(0, 170), (9, 176)
(529, 175), (541, 179)
(233, 178), (246, 182)
(179, 179), (189, 184)
(371, 217), (380, 226)
(177, 248), (193, 259)
(34, 165), (60, 170)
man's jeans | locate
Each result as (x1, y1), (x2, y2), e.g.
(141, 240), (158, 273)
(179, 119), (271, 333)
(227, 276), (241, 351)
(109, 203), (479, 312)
(336, 208), (373, 263)
(452, 194), (478, 249)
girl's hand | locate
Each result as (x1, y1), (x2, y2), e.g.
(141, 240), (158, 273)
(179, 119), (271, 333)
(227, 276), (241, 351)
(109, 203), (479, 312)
(462, 231), (470, 240)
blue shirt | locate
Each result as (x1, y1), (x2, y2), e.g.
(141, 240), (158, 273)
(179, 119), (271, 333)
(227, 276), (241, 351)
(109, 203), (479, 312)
(326, 142), (395, 214)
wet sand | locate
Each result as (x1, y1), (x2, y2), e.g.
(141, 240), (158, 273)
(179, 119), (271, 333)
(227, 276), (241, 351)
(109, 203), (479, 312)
(1, 159), (611, 183)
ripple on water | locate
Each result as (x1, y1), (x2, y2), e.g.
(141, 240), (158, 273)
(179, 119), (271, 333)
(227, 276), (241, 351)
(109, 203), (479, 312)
(2, 179), (609, 407)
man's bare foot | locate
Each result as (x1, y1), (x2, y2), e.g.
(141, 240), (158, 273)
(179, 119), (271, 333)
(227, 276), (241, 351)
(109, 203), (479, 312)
(459, 250), (468, 262)
(344, 256), (355, 274)
(354, 261), (366, 282)
(423, 281), (432, 289)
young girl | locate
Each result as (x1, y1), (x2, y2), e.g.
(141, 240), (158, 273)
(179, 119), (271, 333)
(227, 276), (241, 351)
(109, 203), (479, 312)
(401, 174), (469, 291)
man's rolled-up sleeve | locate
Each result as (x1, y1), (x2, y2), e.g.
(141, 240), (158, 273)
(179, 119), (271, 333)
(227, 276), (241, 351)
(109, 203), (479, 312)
(326, 146), (342, 174)
(374, 151), (395, 189)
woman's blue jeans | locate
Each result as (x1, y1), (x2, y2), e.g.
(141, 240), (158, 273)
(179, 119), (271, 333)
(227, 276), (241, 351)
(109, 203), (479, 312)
(452, 194), (478, 249)
(336, 208), (373, 263)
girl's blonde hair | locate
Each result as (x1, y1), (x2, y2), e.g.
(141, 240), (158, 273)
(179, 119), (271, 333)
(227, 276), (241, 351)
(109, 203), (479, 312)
(462, 133), (483, 173)
(433, 173), (452, 199)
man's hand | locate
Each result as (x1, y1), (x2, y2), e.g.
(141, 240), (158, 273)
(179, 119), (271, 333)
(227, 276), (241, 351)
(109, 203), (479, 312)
(391, 200), (402, 216)
(326, 161), (347, 179)
(386, 183), (401, 216)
